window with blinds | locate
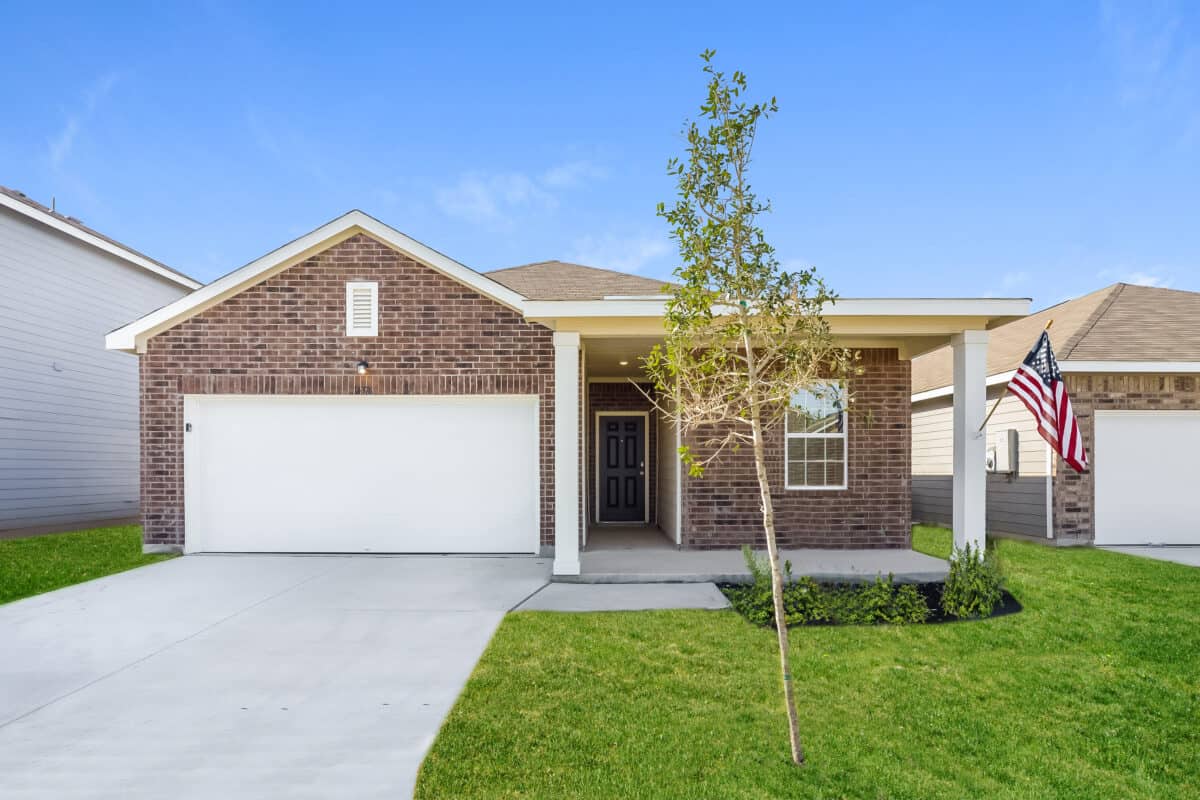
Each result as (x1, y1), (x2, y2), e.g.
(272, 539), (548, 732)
(345, 281), (378, 336)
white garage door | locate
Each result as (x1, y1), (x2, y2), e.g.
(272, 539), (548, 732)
(183, 395), (540, 554)
(1094, 410), (1200, 545)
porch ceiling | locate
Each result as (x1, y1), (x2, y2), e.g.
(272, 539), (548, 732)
(584, 337), (661, 378)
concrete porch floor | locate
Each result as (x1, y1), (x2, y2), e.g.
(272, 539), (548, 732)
(571, 526), (948, 584)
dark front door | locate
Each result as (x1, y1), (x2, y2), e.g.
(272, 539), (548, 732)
(598, 415), (646, 522)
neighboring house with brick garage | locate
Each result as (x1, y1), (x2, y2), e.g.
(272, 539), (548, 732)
(912, 283), (1200, 547)
(106, 210), (1025, 575)
(0, 186), (199, 537)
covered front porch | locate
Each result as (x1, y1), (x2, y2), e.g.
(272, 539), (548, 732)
(539, 296), (1028, 578)
(569, 525), (949, 584)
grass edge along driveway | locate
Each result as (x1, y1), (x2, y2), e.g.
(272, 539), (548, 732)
(415, 526), (1200, 800)
(0, 525), (173, 605)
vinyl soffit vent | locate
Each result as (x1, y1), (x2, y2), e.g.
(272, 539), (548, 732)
(346, 281), (378, 336)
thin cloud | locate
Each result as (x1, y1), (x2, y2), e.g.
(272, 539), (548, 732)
(435, 159), (607, 229)
(1099, 0), (1198, 148)
(48, 72), (120, 168)
(435, 172), (554, 228)
(569, 232), (671, 274)
(1098, 267), (1172, 287)
(541, 160), (608, 189)
(245, 108), (336, 187)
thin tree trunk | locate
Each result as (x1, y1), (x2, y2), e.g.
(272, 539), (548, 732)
(744, 331), (805, 766)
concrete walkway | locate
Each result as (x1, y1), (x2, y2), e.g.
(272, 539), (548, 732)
(517, 582), (730, 611)
(0, 554), (549, 800)
(1101, 546), (1200, 568)
(570, 546), (949, 584)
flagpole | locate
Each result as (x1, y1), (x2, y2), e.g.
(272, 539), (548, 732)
(976, 319), (1053, 433)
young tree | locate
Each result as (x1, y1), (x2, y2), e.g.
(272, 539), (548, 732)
(644, 51), (856, 766)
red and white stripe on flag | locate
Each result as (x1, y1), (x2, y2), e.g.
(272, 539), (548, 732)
(1005, 332), (1088, 473)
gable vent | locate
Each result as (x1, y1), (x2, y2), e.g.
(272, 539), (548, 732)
(346, 281), (379, 337)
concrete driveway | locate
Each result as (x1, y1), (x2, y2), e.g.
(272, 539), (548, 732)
(1101, 546), (1200, 567)
(0, 554), (549, 799)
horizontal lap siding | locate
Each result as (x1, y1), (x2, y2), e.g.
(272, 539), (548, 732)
(140, 233), (556, 550)
(912, 389), (1050, 539)
(0, 207), (187, 534)
(681, 349), (911, 549)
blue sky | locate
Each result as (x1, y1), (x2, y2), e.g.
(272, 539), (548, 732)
(2, 1), (1197, 307)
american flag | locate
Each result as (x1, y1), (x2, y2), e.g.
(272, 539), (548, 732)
(1006, 331), (1088, 473)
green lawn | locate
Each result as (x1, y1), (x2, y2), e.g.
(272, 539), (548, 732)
(0, 525), (174, 605)
(416, 527), (1200, 800)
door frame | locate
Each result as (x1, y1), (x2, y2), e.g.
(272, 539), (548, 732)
(593, 410), (650, 525)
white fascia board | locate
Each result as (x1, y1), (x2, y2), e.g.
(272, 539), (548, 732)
(914, 361), (1200, 399)
(825, 297), (1030, 318)
(911, 370), (1015, 403)
(1059, 361), (1200, 374)
(106, 210), (526, 352)
(525, 296), (1030, 320)
(524, 299), (668, 318)
(0, 192), (201, 291)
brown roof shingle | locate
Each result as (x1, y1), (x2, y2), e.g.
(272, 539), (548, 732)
(911, 283), (1200, 393)
(486, 260), (670, 301)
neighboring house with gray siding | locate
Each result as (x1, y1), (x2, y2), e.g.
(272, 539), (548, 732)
(912, 283), (1200, 546)
(0, 186), (199, 536)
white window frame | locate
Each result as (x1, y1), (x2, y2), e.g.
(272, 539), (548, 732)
(345, 281), (379, 337)
(785, 382), (848, 491)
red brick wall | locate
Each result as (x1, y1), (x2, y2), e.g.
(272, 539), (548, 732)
(680, 349), (911, 549)
(586, 381), (657, 525)
(139, 233), (557, 550)
(1053, 373), (1200, 544)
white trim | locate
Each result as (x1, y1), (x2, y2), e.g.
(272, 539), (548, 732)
(0, 191), (201, 290)
(345, 281), (379, 337)
(594, 410), (651, 524)
(525, 296), (1030, 320)
(581, 344), (589, 549)
(915, 361), (1200, 401)
(673, 414), (682, 546)
(552, 332), (581, 575)
(912, 370), (1015, 403)
(1045, 439), (1054, 539)
(1059, 361), (1200, 373)
(106, 210), (527, 352)
(784, 383), (849, 491)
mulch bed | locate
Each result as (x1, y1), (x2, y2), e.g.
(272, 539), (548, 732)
(912, 583), (1023, 624)
(717, 581), (1023, 626)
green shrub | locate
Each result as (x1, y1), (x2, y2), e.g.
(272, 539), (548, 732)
(726, 547), (831, 626)
(824, 575), (931, 625)
(941, 542), (1004, 619)
(725, 549), (927, 627)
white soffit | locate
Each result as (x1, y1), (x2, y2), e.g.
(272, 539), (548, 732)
(525, 297), (1030, 319)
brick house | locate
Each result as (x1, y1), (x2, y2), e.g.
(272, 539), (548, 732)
(107, 211), (1024, 575)
(912, 283), (1200, 546)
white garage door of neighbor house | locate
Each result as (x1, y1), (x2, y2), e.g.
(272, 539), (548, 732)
(183, 395), (540, 554)
(1094, 411), (1200, 546)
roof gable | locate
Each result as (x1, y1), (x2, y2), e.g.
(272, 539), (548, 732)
(105, 210), (526, 352)
(911, 283), (1200, 394)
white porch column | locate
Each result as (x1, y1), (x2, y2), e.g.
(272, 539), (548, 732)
(951, 330), (989, 553)
(552, 331), (581, 576)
